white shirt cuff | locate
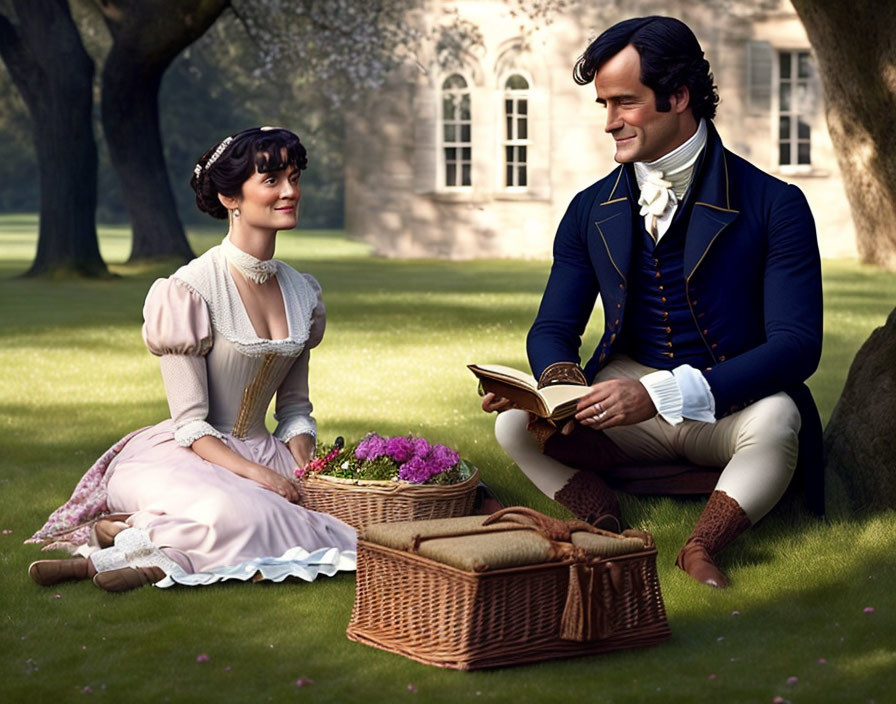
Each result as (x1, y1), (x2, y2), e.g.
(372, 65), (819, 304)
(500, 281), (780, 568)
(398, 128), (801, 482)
(273, 413), (317, 444)
(174, 419), (225, 447)
(638, 365), (716, 426)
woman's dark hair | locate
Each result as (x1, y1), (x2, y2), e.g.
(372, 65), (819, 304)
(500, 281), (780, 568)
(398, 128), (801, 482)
(573, 16), (719, 121)
(190, 127), (309, 219)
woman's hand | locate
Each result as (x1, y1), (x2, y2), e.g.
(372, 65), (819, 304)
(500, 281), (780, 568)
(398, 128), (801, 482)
(250, 464), (301, 503)
(481, 392), (516, 413)
(288, 433), (316, 470)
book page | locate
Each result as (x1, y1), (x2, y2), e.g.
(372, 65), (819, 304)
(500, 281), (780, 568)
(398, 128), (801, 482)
(539, 383), (590, 412)
(470, 364), (537, 389)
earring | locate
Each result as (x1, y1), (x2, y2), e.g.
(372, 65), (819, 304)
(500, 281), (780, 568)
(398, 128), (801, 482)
(233, 208), (240, 218)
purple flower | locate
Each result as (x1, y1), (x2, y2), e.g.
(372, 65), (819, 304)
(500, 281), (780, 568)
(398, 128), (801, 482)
(412, 437), (431, 458)
(355, 433), (387, 461)
(385, 436), (415, 463)
(429, 444), (460, 472)
(786, 676), (798, 687)
(398, 456), (431, 483)
(196, 654), (210, 663)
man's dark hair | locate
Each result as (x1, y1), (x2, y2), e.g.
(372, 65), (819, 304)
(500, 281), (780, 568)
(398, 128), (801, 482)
(573, 16), (719, 121)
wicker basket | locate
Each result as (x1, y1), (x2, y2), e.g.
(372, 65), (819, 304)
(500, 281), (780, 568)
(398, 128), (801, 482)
(346, 507), (670, 670)
(299, 466), (480, 531)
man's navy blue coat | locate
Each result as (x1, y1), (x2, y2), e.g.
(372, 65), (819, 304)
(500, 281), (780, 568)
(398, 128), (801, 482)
(527, 122), (824, 512)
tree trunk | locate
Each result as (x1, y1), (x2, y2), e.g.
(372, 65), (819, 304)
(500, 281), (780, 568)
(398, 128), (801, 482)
(98, 0), (230, 263)
(791, 0), (896, 269)
(0, 0), (107, 277)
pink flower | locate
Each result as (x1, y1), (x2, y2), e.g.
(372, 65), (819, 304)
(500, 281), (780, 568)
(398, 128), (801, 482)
(2, 529), (12, 534)
(817, 657), (827, 664)
(412, 437), (431, 458)
(407, 684), (417, 692)
(708, 674), (717, 680)
(82, 686), (93, 694)
(863, 606), (875, 614)
(196, 654), (210, 663)
(295, 677), (315, 687)
(786, 676), (798, 686)
(53, 593), (61, 599)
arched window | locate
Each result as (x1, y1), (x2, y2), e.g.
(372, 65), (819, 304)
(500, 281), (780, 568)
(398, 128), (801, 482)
(503, 74), (530, 188)
(441, 74), (472, 187)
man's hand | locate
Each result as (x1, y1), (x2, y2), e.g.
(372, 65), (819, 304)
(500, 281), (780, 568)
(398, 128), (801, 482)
(573, 378), (657, 430)
(481, 392), (515, 413)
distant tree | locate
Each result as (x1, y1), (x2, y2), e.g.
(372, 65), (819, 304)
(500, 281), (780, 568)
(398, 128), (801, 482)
(0, 0), (107, 276)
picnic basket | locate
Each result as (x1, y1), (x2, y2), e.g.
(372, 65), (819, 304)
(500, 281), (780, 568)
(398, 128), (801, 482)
(346, 506), (671, 670)
(299, 466), (480, 531)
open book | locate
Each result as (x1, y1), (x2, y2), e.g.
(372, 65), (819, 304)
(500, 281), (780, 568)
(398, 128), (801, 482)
(468, 364), (590, 422)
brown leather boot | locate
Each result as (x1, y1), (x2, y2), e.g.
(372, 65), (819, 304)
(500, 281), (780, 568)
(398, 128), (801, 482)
(554, 470), (623, 532)
(676, 490), (752, 588)
(92, 566), (166, 592)
(29, 557), (95, 586)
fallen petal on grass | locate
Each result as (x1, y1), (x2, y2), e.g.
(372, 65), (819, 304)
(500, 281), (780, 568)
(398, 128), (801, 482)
(787, 676), (799, 686)
(2, 529), (12, 534)
(863, 607), (875, 614)
(818, 657), (827, 664)
(53, 594), (61, 599)
(295, 677), (314, 688)
(195, 654), (210, 663)
(708, 674), (717, 680)
(407, 684), (417, 692)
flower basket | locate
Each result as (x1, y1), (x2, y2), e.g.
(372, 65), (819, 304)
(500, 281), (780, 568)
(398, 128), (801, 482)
(300, 467), (480, 531)
(296, 434), (480, 531)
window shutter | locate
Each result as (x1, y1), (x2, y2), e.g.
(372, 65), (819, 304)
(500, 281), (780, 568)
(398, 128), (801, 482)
(746, 41), (774, 115)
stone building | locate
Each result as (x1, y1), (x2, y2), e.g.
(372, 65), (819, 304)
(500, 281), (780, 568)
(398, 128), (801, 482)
(345, 0), (855, 260)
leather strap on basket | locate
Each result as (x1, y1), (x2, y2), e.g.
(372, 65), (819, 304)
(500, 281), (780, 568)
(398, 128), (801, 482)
(462, 507), (651, 643)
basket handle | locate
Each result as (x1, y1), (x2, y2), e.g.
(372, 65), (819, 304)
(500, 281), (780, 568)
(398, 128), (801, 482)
(482, 506), (601, 542)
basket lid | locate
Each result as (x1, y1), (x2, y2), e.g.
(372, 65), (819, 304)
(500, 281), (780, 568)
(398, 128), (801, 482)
(362, 509), (647, 573)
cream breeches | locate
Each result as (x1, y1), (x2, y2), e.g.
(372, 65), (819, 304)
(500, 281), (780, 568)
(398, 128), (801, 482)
(494, 356), (800, 523)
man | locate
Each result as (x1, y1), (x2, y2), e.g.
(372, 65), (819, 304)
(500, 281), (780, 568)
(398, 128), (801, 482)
(483, 16), (823, 588)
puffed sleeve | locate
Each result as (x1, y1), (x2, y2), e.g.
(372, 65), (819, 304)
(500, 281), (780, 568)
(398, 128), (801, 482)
(273, 279), (325, 442)
(142, 278), (223, 447)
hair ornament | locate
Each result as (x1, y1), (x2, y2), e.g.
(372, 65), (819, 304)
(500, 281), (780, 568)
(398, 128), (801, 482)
(204, 136), (234, 171)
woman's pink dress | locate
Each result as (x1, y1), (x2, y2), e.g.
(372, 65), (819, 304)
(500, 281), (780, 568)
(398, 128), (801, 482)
(29, 245), (356, 587)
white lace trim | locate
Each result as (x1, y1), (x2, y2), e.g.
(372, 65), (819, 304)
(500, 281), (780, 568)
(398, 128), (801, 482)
(171, 245), (318, 358)
(155, 546), (356, 588)
(273, 413), (317, 443)
(174, 419), (225, 447)
(90, 527), (182, 575)
(221, 234), (279, 284)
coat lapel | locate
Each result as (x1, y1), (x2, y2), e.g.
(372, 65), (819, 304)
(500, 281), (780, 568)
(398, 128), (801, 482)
(684, 123), (740, 279)
(591, 166), (634, 286)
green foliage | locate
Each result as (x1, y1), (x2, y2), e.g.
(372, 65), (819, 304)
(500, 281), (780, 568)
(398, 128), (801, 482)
(0, 218), (893, 703)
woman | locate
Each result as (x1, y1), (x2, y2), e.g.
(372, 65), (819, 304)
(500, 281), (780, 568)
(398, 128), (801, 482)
(27, 127), (356, 591)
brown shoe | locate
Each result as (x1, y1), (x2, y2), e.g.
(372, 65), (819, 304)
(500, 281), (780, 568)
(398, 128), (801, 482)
(554, 470), (623, 532)
(676, 490), (752, 588)
(29, 558), (93, 586)
(92, 566), (166, 592)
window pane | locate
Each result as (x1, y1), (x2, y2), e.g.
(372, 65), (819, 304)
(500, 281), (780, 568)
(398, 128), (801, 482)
(444, 124), (456, 142)
(797, 118), (810, 139)
(462, 147), (471, 161)
(506, 164), (513, 186)
(798, 52), (811, 78)
(518, 117), (527, 140)
(797, 142), (811, 164)
(779, 53), (791, 79)
(505, 99), (513, 115)
(442, 96), (455, 120)
(506, 74), (529, 90)
(779, 143), (791, 166)
(442, 74), (467, 90)
(506, 116), (513, 140)
(460, 95), (470, 120)
(461, 163), (471, 186)
(461, 124), (470, 142)
(446, 162), (456, 186)
(779, 82), (791, 112)
(519, 165), (527, 187)
(519, 145), (527, 162)
(779, 116), (791, 140)
(506, 145), (513, 164)
(518, 100), (527, 116)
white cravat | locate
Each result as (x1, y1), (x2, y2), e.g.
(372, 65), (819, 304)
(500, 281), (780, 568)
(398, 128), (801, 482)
(634, 119), (707, 240)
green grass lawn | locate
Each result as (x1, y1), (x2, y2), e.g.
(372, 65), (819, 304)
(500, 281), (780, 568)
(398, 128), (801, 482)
(1, 214), (893, 703)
